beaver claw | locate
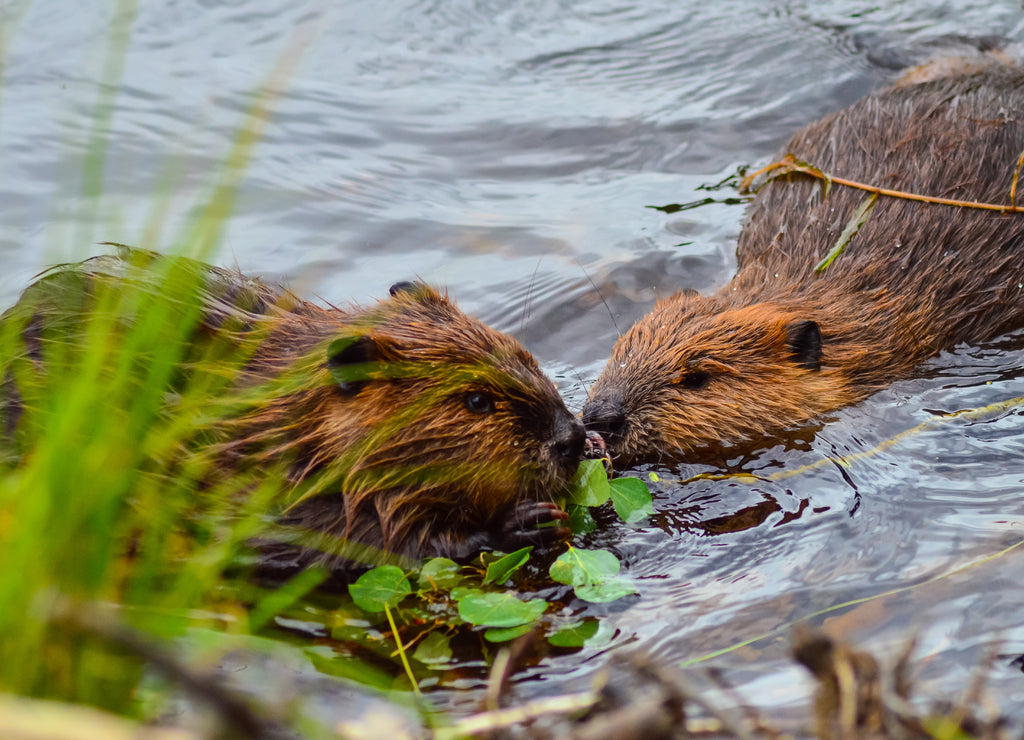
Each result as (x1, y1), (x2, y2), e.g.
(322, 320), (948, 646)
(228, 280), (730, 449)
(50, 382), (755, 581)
(501, 500), (571, 550)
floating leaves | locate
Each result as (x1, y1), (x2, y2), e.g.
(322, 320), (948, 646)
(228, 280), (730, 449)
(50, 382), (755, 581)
(452, 588), (548, 628)
(417, 557), (463, 591)
(348, 566), (411, 612)
(609, 477), (655, 524)
(570, 461), (653, 525)
(550, 546), (637, 603)
(411, 630), (452, 666)
(483, 546), (532, 585)
(328, 459), (650, 685)
(547, 619), (600, 648)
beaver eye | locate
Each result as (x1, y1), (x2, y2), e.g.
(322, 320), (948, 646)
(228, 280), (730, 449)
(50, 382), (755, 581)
(464, 391), (496, 414)
(678, 371), (711, 391)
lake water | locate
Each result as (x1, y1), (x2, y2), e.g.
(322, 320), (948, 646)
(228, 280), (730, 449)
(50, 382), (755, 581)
(4, 0), (1024, 731)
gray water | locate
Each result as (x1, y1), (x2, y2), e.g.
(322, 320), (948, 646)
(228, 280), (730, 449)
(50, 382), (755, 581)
(5, 0), (1024, 730)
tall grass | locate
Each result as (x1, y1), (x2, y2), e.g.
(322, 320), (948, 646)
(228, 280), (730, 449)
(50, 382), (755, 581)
(0, 4), (321, 732)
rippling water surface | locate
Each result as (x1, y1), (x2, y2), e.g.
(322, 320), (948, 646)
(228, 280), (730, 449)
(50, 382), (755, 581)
(4, 0), (1024, 728)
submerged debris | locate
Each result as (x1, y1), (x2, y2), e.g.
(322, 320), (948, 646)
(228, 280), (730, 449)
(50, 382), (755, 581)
(424, 628), (1016, 740)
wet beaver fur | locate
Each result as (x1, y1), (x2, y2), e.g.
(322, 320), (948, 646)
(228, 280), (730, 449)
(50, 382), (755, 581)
(583, 64), (1024, 465)
(2, 247), (584, 578)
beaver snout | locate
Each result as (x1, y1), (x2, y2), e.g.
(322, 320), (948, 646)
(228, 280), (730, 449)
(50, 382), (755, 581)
(549, 412), (586, 466)
(580, 389), (627, 441)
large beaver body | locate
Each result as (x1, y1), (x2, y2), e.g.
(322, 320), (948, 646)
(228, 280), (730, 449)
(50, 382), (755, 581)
(584, 65), (1024, 465)
(2, 248), (583, 577)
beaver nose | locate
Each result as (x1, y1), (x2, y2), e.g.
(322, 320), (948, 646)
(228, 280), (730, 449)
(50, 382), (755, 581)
(581, 390), (627, 439)
(550, 413), (586, 464)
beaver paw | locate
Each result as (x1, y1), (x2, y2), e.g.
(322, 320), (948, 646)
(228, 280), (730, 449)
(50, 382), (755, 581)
(502, 500), (571, 550)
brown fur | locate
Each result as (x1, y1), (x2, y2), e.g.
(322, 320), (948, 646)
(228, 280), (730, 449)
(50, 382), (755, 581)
(583, 64), (1024, 465)
(3, 249), (584, 577)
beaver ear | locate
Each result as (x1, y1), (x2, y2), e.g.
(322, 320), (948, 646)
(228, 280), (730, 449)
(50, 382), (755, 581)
(326, 334), (380, 393)
(785, 320), (822, 371)
(389, 281), (418, 296)
(388, 280), (445, 304)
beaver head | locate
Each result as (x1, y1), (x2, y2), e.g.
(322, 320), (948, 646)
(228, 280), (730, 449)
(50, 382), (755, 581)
(230, 282), (585, 566)
(581, 291), (857, 465)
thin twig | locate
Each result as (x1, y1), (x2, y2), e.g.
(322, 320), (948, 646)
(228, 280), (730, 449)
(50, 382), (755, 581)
(438, 691), (599, 738)
(1011, 148), (1024, 207)
(742, 154), (1024, 213)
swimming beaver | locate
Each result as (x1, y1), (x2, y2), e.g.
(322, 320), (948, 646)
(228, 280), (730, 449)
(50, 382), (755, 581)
(583, 64), (1024, 465)
(2, 247), (584, 578)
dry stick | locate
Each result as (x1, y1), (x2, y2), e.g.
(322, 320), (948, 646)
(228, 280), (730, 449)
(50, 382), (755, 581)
(1011, 148), (1024, 207)
(485, 627), (541, 713)
(878, 641), (928, 738)
(705, 666), (782, 739)
(638, 661), (757, 740)
(833, 653), (858, 740)
(486, 648), (514, 713)
(954, 640), (1002, 731)
(742, 154), (1024, 213)
(441, 692), (599, 737)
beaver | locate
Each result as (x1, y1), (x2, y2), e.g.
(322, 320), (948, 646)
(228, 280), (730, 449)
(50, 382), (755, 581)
(1, 247), (584, 579)
(582, 64), (1024, 465)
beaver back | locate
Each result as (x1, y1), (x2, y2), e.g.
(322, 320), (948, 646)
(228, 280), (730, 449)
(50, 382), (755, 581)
(734, 65), (1024, 346)
(584, 65), (1024, 465)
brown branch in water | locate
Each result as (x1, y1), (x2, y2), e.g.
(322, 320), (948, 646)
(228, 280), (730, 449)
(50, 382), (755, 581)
(485, 626), (545, 713)
(437, 629), (1016, 740)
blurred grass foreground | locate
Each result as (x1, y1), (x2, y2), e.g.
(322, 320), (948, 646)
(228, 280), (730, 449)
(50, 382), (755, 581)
(0, 3), (326, 736)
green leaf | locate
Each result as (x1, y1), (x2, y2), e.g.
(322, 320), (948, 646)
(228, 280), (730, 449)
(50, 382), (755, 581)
(813, 192), (878, 274)
(348, 566), (412, 613)
(454, 589), (547, 628)
(483, 546), (532, 585)
(608, 476), (655, 524)
(567, 459), (610, 507)
(550, 548), (621, 587)
(412, 631), (453, 665)
(575, 579), (637, 603)
(418, 557), (463, 591)
(547, 619), (600, 648)
(550, 547), (636, 603)
(485, 624), (535, 643)
(567, 503), (596, 535)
